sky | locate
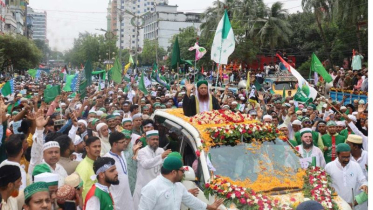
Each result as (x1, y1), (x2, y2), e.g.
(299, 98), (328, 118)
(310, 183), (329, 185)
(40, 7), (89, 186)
(29, 0), (303, 52)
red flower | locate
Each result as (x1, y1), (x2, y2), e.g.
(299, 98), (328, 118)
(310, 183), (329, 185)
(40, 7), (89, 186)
(248, 130), (252, 134)
(290, 198), (296, 202)
(196, 150), (201, 157)
(249, 124), (254, 128)
(226, 192), (232, 198)
(205, 183), (210, 188)
(235, 191), (241, 198)
(239, 198), (247, 204)
(295, 146), (299, 151)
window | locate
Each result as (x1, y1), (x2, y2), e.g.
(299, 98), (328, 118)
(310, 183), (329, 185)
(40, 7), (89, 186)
(132, 35), (135, 38)
(137, 5), (140, 8)
(132, 41), (135, 43)
(151, 8), (153, 11)
(151, 2), (154, 5)
(144, 9), (146, 12)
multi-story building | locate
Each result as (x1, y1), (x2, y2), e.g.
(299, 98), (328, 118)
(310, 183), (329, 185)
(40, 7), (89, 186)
(26, 7), (33, 39)
(106, 0), (112, 32)
(143, 4), (203, 50)
(29, 9), (47, 42)
(0, 0), (6, 34)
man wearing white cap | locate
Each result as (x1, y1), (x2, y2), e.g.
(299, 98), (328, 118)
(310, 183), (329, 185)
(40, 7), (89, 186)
(133, 130), (171, 210)
(343, 113), (368, 152)
(295, 128), (326, 168)
(345, 134), (368, 180)
(132, 113), (143, 135)
(263, 115), (272, 124)
(77, 119), (90, 141)
(96, 123), (111, 156)
(72, 135), (85, 161)
(122, 118), (141, 145)
(29, 111), (67, 187)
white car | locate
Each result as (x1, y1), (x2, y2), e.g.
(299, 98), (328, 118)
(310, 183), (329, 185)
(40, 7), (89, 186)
(151, 109), (351, 210)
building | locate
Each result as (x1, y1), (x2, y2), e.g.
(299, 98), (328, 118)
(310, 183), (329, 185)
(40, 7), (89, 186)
(106, 0), (112, 32)
(107, 0), (167, 51)
(143, 4), (203, 50)
(29, 9), (47, 42)
(26, 7), (33, 39)
(0, 0), (6, 34)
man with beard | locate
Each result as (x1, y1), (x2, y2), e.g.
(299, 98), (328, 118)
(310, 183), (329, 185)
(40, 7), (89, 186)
(96, 123), (111, 157)
(139, 156), (224, 210)
(77, 119), (92, 141)
(122, 102), (131, 118)
(294, 118), (320, 148)
(75, 136), (101, 202)
(183, 80), (220, 117)
(325, 143), (368, 209)
(295, 128), (326, 168)
(106, 115), (117, 133)
(104, 132), (134, 210)
(133, 130), (171, 210)
(322, 121), (347, 163)
(0, 165), (22, 210)
(55, 135), (79, 175)
(84, 157), (119, 210)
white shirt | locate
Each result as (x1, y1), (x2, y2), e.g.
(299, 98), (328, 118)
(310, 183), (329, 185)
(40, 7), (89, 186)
(72, 152), (83, 161)
(104, 151), (134, 210)
(28, 128), (67, 187)
(350, 150), (368, 180)
(348, 121), (368, 151)
(139, 175), (207, 210)
(0, 160), (27, 190)
(133, 146), (164, 210)
(296, 145), (326, 168)
(85, 183), (113, 210)
(325, 160), (367, 210)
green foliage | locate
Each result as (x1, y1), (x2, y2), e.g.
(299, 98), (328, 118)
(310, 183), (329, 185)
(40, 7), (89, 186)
(139, 39), (167, 66)
(34, 39), (51, 63)
(64, 32), (117, 67)
(0, 34), (43, 70)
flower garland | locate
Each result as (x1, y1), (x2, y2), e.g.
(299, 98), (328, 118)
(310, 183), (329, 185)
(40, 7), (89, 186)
(189, 109), (251, 125)
(330, 87), (367, 96)
(206, 123), (279, 146)
(204, 167), (338, 210)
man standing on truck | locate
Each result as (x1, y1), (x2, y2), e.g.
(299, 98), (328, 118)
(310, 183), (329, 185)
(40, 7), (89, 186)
(183, 80), (220, 116)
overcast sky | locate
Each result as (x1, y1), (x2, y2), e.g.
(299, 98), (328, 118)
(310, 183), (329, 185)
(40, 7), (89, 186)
(29, 0), (302, 52)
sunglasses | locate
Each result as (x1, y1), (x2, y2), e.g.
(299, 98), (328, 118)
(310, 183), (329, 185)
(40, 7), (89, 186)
(304, 121), (312, 124)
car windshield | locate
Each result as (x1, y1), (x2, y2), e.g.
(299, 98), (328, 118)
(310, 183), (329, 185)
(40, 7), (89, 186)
(274, 82), (296, 90)
(208, 139), (301, 183)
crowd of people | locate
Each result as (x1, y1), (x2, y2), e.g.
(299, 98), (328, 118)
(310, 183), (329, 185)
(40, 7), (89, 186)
(0, 55), (368, 210)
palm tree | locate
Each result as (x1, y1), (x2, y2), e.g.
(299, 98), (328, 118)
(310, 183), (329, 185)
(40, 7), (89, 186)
(249, 2), (292, 62)
(333, 0), (367, 53)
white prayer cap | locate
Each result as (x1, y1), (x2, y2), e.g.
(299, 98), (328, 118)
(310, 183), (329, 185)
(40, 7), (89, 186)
(322, 104), (327, 108)
(232, 101), (238, 105)
(34, 172), (59, 186)
(336, 121), (346, 127)
(240, 97), (245, 101)
(108, 91), (114, 95)
(113, 112), (121, 116)
(340, 106), (347, 110)
(348, 115), (357, 122)
(292, 120), (302, 126)
(96, 110), (104, 117)
(146, 130), (159, 138)
(122, 118), (132, 124)
(73, 135), (83, 146)
(118, 89), (123, 93)
(96, 123), (107, 132)
(43, 141), (60, 152)
(302, 109), (307, 112)
(75, 104), (82, 110)
(142, 114), (150, 120)
(296, 110), (302, 115)
(60, 103), (66, 106)
(180, 92), (185, 95)
(263, 115), (272, 120)
(289, 100), (294, 104)
(78, 120), (87, 128)
(222, 105), (230, 109)
(299, 128), (312, 136)
(132, 113), (142, 119)
(277, 124), (287, 129)
(352, 112), (358, 116)
(238, 94), (243, 98)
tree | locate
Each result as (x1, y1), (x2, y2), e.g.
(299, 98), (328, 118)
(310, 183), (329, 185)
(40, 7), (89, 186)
(0, 34), (43, 71)
(249, 2), (292, 61)
(139, 39), (166, 66)
(34, 39), (51, 63)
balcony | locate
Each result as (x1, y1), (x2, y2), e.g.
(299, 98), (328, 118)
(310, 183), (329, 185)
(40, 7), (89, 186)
(4, 13), (17, 28)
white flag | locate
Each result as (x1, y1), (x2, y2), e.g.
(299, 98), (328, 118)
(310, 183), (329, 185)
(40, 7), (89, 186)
(211, 10), (235, 65)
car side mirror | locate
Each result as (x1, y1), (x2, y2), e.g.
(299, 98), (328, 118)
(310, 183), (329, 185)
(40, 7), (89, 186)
(183, 166), (196, 181)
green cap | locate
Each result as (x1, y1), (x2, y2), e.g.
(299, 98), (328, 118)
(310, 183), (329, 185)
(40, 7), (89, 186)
(121, 129), (132, 139)
(24, 182), (49, 200)
(168, 152), (182, 160)
(142, 106), (149, 110)
(196, 80), (208, 88)
(101, 113), (108, 119)
(153, 102), (161, 108)
(106, 115), (116, 120)
(160, 104), (166, 109)
(299, 128), (312, 137)
(327, 121), (337, 126)
(92, 118), (99, 126)
(12, 111), (19, 115)
(163, 156), (183, 170)
(336, 143), (351, 152)
(302, 117), (311, 123)
(32, 163), (52, 177)
(99, 107), (106, 112)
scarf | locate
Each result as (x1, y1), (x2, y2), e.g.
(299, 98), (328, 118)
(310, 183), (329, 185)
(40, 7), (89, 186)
(195, 94), (212, 114)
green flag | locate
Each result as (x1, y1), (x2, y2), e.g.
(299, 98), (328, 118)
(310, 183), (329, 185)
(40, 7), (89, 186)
(27, 69), (37, 78)
(84, 59), (93, 86)
(79, 79), (87, 99)
(129, 54), (134, 64)
(1, 79), (13, 96)
(44, 85), (61, 103)
(171, 36), (181, 69)
(282, 86), (286, 102)
(151, 63), (158, 79)
(311, 53), (332, 83)
(111, 57), (122, 84)
(138, 71), (148, 95)
(63, 75), (76, 92)
(293, 87), (313, 103)
(254, 80), (262, 91)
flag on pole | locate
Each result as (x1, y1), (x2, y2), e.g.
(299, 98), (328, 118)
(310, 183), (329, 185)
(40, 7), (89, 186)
(188, 42), (207, 61)
(44, 85), (61, 103)
(246, 71), (250, 91)
(211, 10), (235, 65)
(84, 60), (93, 86)
(171, 37), (181, 69)
(1, 79), (14, 96)
(111, 57), (123, 84)
(282, 86), (286, 102)
(311, 53), (332, 83)
(277, 54), (317, 102)
(70, 74), (79, 92)
(314, 72), (319, 85)
(138, 71), (149, 95)
(63, 75), (76, 92)
(27, 69), (37, 78)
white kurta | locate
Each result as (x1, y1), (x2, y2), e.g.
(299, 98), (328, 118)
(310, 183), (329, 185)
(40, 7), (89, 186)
(133, 146), (164, 210)
(350, 150), (368, 180)
(28, 128), (67, 187)
(325, 160), (368, 210)
(104, 151), (134, 210)
(295, 145), (326, 168)
(100, 136), (111, 157)
(138, 175), (207, 210)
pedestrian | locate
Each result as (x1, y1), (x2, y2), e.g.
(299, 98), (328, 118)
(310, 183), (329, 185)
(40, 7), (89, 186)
(0, 165), (22, 210)
(295, 128), (326, 168)
(23, 182), (51, 210)
(322, 121), (346, 163)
